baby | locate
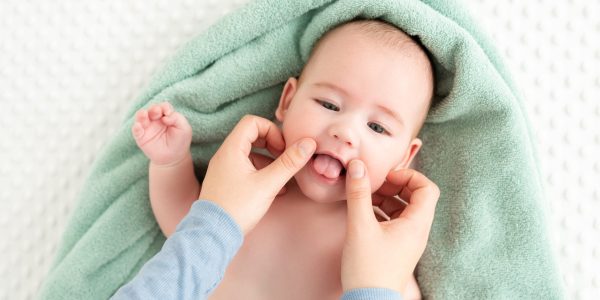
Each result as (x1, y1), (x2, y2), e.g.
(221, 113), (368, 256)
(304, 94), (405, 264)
(132, 19), (434, 299)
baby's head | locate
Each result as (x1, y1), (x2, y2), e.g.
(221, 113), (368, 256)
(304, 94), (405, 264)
(275, 19), (434, 202)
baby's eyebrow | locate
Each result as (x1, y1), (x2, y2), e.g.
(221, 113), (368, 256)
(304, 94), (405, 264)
(313, 81), (404, 126)
(376, 104), (404, 127)
(313, 82), (349, 98)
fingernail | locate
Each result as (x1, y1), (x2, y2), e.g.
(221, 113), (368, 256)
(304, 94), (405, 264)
(349, 160), (364, 178)
(298, 139), (315, 158)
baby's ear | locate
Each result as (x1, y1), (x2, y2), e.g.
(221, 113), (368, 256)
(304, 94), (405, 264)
(394, 138), (422, 170)
(276, 77), (298, 122)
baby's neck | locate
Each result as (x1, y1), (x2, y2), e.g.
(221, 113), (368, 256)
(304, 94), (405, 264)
(275, 179), (347, 215)
(262, 178), (348, 243)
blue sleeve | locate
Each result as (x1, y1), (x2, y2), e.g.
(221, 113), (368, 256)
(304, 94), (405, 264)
(341, 288), (402, 300)
(111, 200), (244, 299)
(111, 200), (402, 300)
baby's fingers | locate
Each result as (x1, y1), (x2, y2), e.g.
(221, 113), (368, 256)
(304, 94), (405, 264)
(161, 114), (176, 126)
(159, 101), (174, 116)
(135, 109), (150, 127)
(148, 105), (164, 121)
(161, 112), (190, 131)
(148, 101), (174, 121)
(132, 122), (144, 139)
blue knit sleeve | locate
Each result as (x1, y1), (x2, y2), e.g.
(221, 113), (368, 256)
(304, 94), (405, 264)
(341, 287), (402, 300)
(111, 200), (243, 299)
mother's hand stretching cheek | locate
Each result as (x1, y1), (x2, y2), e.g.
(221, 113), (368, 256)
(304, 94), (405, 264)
(341, 159), (440, 297)
(199, 115), (316, 235)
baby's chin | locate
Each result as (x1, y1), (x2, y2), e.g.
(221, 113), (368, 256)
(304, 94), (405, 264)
(298, 185), (346, 203)
(293, 168), (347, 203)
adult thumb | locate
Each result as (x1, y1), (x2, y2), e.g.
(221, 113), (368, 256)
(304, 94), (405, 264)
(345, 160), (377, 232)
(259, 138), (316, 190)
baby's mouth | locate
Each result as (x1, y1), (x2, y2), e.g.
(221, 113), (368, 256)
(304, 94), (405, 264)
(311, 154), (346, 179)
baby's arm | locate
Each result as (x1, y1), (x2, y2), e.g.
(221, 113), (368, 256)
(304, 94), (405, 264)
(132, 101), (200, 237)
(149, 153), (200, 237)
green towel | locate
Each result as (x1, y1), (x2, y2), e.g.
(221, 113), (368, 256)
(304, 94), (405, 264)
(39, 0), (565, 299)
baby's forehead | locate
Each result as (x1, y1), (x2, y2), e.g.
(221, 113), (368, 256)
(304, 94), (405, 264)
(304, 22), (432, 78)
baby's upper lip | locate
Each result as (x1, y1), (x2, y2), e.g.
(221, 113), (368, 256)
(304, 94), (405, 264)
(315, 150), (348, 170)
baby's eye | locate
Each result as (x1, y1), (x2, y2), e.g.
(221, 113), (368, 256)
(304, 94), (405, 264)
(317, 100), (340, 112)
(368, 122), (387, 134)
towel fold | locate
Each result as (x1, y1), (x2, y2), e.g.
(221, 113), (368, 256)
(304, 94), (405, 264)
(39, 0), (565, 299)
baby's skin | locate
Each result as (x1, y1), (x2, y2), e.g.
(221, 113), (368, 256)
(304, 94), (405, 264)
(132, 101), (423, 299)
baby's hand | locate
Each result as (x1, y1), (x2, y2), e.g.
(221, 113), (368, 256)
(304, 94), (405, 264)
(132, 101), (192, 166)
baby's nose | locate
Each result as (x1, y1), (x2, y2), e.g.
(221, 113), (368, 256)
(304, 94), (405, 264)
(329, 124), (357, 147)
(333, 133), (353, 147)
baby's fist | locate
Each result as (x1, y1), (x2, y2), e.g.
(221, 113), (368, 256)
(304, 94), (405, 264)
(132, 101), (193, 166)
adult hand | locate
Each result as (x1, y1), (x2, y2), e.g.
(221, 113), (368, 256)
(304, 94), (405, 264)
(199, 115), (316, 235)
(341, 159), (440, 295)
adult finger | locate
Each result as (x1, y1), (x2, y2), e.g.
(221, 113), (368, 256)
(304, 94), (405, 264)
(258, 138), (316, 190)
(248, 152), (275, 171)
(386, 169), (440, 223)
(249, 152), (289, 197)
(251, 137), (285, 158)
(224, 115), (285, 158)
(345, 160), (377, 232)
(377, 177), (413, 201)
(376, 179), (403, 197)
(372, 194), (407, 219)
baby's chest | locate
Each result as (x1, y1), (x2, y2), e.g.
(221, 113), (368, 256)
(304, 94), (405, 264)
(209, 193), (348, 300)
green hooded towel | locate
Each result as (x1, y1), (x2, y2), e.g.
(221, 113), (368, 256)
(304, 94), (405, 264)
(39, 0), (565, 299)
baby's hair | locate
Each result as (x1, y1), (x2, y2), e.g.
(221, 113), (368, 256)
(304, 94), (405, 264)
(343, 19), (424, 54)
(301, 18), (435, 137)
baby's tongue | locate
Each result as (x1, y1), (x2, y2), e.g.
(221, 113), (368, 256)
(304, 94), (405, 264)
(313, 154), (343, 179)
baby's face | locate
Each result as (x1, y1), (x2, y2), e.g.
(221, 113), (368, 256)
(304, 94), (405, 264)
(276, 26), (432, 203)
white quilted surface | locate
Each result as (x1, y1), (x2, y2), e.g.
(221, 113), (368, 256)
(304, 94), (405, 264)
(0, 0), (598, 299)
